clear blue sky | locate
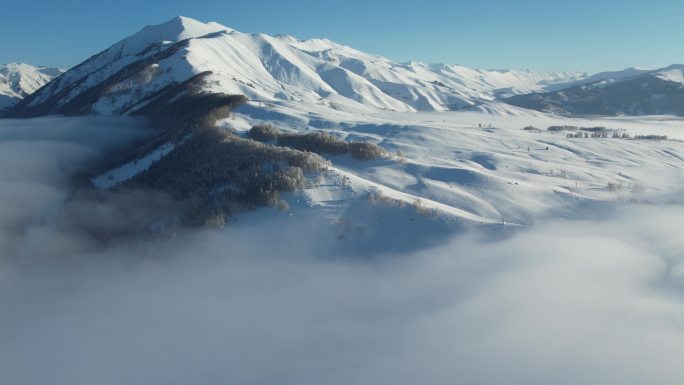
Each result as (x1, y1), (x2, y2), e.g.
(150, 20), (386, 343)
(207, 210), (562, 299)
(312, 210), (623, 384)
(2, 0), (682, 73)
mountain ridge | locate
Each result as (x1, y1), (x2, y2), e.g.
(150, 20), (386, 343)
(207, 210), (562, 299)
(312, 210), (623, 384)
(6, 16), (683, 119)
(506, 64), (684, 116)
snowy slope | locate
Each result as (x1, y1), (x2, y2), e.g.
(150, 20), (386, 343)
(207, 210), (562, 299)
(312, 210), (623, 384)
(7, 16), (587, 117)
(220, 104), (684, 227)
(0, 63), (64, 111)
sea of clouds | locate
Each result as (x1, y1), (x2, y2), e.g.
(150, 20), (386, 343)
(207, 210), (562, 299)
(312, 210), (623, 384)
(1, 117), (684, 385)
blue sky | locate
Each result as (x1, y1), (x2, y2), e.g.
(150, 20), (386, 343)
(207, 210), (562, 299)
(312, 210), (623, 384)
(2, 0), (682, 73)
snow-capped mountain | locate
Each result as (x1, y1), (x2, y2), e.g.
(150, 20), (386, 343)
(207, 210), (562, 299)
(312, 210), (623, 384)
(5, 16), (586, 118)
(506, 64), (684, 116)
(0, 63), (64, 111)
(3, 15), (683, 234)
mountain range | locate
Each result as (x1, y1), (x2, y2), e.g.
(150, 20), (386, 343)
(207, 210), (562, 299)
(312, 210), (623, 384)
(3, 16), (590, 118)
(506, 65), (684, 116)
(5, 16), (684, 119)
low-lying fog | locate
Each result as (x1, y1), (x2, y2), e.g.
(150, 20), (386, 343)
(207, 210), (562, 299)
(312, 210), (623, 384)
(1, 117), (684, 385)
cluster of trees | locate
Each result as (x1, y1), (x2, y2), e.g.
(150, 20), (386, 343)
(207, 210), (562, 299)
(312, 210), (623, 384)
(566, 132), (668, 140)
(520, 124), (671, 141)
(122, 95), (388, 227)
(566, 132), (630, 139)
(366, 190), (438, 218)
(547, 125), (578, 132)
(348, 142), (388, 160)
(130, 128), (330, 226)
(248, 124), (280, 141)
(634, 135), (668, 140)
(535, 125), (660, 140)
(279, 131), (350, 155)
(138, 89), (249, 134)
(107, 89), (336, 227)
(248, 125), (387, 160)
(96, 89), (249, 176)
(606, 181), (645, 192)
(549, 126), (614, 134)
(367, 189), (406, 208)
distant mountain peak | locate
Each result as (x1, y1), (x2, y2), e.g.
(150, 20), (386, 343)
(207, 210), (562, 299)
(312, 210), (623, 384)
(0, 63), (64, 111)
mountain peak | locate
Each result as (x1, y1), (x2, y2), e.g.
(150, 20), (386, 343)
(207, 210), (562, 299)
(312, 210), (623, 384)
(158, 15), (228, 33)
(114, 15), (231, 58)
(172, 15), (197, 23)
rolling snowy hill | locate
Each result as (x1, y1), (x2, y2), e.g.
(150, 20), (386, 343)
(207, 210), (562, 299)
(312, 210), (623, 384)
(0, 63), (64, 111)
(5, 16), (586, 118)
